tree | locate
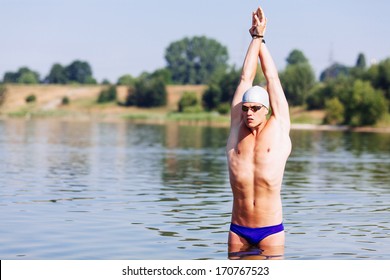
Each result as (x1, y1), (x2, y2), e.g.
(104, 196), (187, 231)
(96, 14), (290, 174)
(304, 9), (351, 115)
(3, 67), (40, 84)
(367, 58), (390, 101)
(356, 53), (367, 69)
(165, 36), (229, 84)
(324, 97), (345, 125)
(97, 85), (117, 103)
(150, 68), (172, 85)
(202, 83), (222, 111)
(344, 80), (387, 126)
(178, 91), (200, 112)
(117, 74), (136, 86)
(65, 60), (96, 84)
(132, 74), (167, 107)
(350, 53), (367, 80)
(280, 50), (316, 106)
(45, 63), (68, 84)
(286, 49), (308, 65)
(0, 84), (6, 105)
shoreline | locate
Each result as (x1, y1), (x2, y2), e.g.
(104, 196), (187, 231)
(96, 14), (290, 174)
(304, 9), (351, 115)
(1, 112), (390, 134)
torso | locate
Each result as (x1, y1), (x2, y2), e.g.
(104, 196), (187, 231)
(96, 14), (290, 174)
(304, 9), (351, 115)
(226, 116), (291, 227)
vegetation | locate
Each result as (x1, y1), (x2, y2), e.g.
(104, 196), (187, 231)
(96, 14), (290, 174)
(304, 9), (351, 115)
(1, 36), (389, 128)
(3, 67), (40, 84)
(0, 84), (6, 105)
(178, 91), (201, 113)
(165, 36), (229, 85)
(25, 94), (36, 103)
(46, 60), (97, 84)
(280, 50), (316, 106)
(97, 85), (117, 103)
(61, 96), (70, 105)
(125, 71), (167, 107)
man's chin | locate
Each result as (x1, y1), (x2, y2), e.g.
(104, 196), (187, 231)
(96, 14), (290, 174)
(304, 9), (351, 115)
(245, 121), (258, 128)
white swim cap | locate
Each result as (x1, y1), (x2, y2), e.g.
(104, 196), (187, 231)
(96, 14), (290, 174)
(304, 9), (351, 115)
(242, 86), (269, 109)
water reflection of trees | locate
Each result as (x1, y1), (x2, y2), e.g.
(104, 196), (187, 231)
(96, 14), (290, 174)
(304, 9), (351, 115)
(286, 130), (390, 192)
(161, 123), (229, 192)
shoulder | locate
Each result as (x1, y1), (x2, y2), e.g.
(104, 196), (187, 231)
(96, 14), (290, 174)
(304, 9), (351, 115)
(264, 116), (291, 142)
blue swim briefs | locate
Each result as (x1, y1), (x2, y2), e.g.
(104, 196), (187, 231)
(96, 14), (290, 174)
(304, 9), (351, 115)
(230, 222), (284, 246)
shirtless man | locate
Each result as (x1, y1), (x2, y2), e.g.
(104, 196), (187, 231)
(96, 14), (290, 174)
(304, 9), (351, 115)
(227, 6), (291, 256)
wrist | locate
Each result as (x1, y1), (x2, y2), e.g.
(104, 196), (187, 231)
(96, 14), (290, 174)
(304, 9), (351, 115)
(251, 34), (264, 39)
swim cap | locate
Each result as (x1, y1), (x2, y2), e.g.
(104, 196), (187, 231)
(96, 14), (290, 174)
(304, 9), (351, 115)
(242, 86), (269, 109)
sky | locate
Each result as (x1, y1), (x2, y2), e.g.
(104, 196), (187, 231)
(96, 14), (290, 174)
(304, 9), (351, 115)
(1, 0), (389, 83)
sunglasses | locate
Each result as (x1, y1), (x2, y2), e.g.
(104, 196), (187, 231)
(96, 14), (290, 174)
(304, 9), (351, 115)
(241, 105), (265, 112)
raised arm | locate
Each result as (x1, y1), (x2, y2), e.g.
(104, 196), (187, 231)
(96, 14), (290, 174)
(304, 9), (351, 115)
(259, 43), (290, 127)
(230, 11), (265, 126)
(256, 7), (290, 128)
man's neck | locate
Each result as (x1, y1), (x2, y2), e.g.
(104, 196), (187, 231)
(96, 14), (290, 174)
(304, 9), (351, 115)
(248, 120), (267, 135)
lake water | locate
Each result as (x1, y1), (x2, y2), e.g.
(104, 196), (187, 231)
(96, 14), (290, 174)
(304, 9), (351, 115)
(0, 119), (389, 260)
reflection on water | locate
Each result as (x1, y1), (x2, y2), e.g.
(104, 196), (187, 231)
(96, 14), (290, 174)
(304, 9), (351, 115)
(0, 119), (389, 259)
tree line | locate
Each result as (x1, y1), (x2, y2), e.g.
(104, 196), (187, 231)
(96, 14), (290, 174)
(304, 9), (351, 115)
(1, 36), (389, 126)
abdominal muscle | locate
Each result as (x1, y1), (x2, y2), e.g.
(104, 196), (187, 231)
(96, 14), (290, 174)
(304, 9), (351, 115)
(227, 147), (286, 228)
(229, 174), (283, 228)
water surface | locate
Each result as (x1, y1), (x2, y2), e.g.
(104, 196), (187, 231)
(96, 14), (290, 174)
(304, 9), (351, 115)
(0, 119), (389, 259)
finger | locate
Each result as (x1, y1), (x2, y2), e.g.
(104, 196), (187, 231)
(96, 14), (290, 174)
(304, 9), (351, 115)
(258, 7), (265, 22)
(254, 14), (261, 26)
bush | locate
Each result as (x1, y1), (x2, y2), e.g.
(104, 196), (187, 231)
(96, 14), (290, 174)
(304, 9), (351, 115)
(132, 75), (167, 107)
(202, 83), (222, 110)
(345, 80), (387, 126)
(62, 96), (70, 105)
(217, 102), (230, 115)
(25, 94), (36, 103)
(97, 86), (117, 103)
(324, 97), (345, 125)
(0, 84), (6, 105)
(178, 91), (199, 112)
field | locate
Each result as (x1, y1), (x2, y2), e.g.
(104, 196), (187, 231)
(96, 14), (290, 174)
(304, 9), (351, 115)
(1, 84), (389, 132)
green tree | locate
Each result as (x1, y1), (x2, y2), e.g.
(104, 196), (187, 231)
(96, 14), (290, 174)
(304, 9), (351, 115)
(350, 53), (367, 80)
(165, 36), (229, 84)
(344, 80), (387, 126)
(356, 53), (367, 69)
(286, 49), (308, 65)
(367, 58), (390, 101)
(0, 84), (7, 105)
(132, 74), (167, 107)
(202, 83), (222, 111)
(3, 67), (40, 84)
(45, 63), (68, 84)
(280, 50), (316, 106)
(306, 83), (327, 110)
(97, 85), (117, 103)
(117, 74), (136, 86)
(324, 97), (345, 125)
(150, 68), (172, 85)
(178, 91), (200, 112)
(65, 60), (96, 84)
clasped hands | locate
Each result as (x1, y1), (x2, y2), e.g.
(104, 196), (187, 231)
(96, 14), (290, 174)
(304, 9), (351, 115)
(249, 6), (267, 39)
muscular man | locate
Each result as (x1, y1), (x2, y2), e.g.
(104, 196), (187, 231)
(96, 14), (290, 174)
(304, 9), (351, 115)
(227, 6), (291, 255)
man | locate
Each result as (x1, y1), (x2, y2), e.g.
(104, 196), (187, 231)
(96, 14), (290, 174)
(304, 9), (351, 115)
(226, 6), (291, 257)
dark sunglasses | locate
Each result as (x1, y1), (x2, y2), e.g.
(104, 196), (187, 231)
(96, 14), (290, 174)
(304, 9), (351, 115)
(242, 105), (264, 112)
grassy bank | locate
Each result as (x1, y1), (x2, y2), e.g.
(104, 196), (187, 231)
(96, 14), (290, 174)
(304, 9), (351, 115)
(1, 84), (390, 132)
